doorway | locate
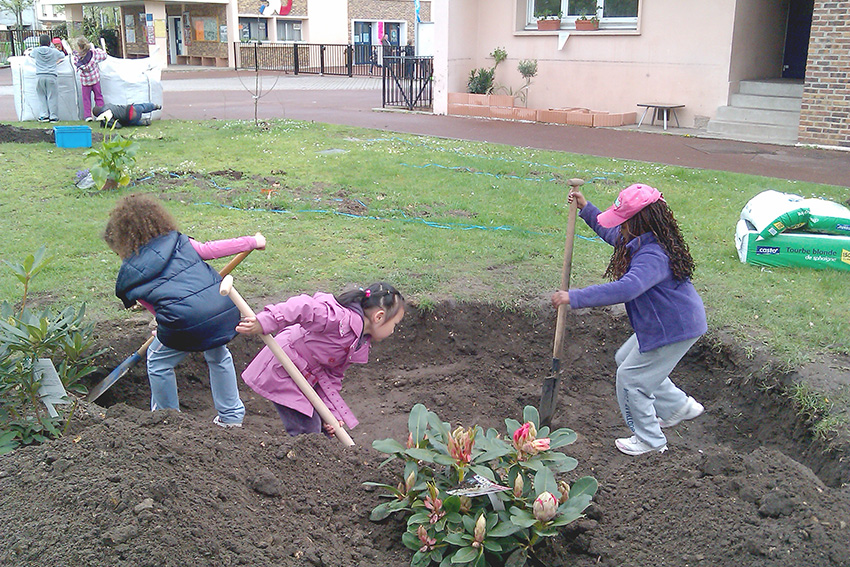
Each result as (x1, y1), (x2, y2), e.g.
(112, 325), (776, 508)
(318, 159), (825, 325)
(353, 21), (373, 65)
(167, 16), (186, 65)
(782, 0), (813, 79)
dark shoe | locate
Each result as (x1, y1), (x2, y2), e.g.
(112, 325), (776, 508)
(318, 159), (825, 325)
(49, 118), (59, 123)
(38, 117), (49, 123)
(154, 104), (162, 110)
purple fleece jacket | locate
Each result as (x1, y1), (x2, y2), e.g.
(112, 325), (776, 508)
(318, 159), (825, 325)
(568, 202), (707, 353)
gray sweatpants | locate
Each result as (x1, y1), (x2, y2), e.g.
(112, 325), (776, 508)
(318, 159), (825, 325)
(615, 333), (699, 449)
(36, 75), (59, 121)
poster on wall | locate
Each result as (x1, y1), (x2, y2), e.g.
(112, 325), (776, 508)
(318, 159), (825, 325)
(126, 28), (135, 43)
(124, 14), (134, 27)
(220, 25), (227, 42)
(183, 12), (191, 45)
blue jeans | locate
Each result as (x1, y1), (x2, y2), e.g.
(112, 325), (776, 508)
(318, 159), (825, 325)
(147, 337), (245, 424)
(129, 103), (159, 125)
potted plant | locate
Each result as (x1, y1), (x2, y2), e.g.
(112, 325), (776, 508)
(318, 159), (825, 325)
(535, 10), (562, 31)
(575, 12), (600, 31)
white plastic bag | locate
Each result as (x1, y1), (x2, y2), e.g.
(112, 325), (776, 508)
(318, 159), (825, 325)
(802, 198), (850, 236)
(740, 190), (809, 239)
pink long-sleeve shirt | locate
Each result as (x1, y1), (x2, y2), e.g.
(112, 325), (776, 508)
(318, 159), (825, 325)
(240, 293), (370, 429)
(137, 235), (261, 314)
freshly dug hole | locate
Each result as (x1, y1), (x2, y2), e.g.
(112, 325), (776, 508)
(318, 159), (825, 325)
(2, 302), (849, 567)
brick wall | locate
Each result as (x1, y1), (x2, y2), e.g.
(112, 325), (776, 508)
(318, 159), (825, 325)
(799, 1), (850, 147)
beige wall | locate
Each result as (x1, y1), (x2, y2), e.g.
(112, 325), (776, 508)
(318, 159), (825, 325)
(438, 0), (753, 127)
(729, 0), (789, 91)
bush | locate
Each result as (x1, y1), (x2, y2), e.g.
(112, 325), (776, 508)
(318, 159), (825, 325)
(468, 68), (496, 95)
(367, 404), (598, 567)
(0, 247), (100, 454)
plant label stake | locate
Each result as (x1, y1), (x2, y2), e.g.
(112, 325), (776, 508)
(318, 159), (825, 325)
(219, 275), (355, 447)
(87, 248), (256, 403)
(540, 178), (583, 427)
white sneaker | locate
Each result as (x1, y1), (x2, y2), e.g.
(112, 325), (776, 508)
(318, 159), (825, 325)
(659, 396), (704, 428)
(615, 435), (667, 456)
(85, 116), (94, 122)
(213, 415), (242, 429)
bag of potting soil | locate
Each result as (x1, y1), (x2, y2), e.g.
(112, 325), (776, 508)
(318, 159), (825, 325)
(802, 198), (850, 236)
(740, 190), (809, 239)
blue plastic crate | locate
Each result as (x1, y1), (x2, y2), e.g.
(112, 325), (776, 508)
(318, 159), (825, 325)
(54, 125), (92, 148)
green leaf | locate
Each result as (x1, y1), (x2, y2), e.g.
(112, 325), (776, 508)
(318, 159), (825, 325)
(543, 452), (577, 473)
(443, 532), (468, 546)
(370, 499), (406, 521)
(427, 411), (450, 441)
(442, 495), (461, 514)
(406, 448), (437, 462)
(409, 403), (429, 443)
(504, 547), (527, 567)
(373, 438), (406, 455)
(402, 531), (422, 551)
(483, 539), (503, 553)
(450, 546), (480, 564)
(548, 427), (577, 448)
(522, 406), (539, 429)
(569, 476), (598, 499)
(504, 418), (521, 437)
(487, 521), (524, 538)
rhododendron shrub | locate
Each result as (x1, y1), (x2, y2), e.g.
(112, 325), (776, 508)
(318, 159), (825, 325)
(366, 404), (598, 567)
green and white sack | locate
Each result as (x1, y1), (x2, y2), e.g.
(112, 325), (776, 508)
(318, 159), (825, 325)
(735, 218), (850, 272)
(802, 198), (850, 236)
(740, 190), (809, 239)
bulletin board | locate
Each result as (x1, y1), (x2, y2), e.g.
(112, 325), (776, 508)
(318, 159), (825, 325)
(193, 16), (219, 42)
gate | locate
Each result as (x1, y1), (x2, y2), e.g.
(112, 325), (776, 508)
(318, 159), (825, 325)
(0, 29), (62, 62)
(382, 54), (433, 111)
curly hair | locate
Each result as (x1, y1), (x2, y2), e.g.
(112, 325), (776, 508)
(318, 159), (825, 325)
(104, 194), (178, 259)
(603, 200), (695, 282)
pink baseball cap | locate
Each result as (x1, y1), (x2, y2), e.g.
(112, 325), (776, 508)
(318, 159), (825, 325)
(596, 184), (663, 228)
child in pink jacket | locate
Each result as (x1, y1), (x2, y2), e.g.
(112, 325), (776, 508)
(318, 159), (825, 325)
(236, 283), (405, 436)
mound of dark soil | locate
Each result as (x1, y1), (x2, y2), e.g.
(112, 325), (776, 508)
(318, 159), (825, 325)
(0, 123), (54, 144)
(2, 303), (849, 567)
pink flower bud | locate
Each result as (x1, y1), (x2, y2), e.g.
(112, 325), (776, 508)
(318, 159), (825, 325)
(533, 492), (558, 522)
(513, 475), (524, 498)
(473, 513), (487, 544)
(557, 481), (570, 504)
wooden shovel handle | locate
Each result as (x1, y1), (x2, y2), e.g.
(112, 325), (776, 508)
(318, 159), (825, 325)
(552, 179), (583, 361)
(220, 275), (355, 447)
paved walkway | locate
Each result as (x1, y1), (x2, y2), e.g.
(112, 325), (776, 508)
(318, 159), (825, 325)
(2, 66), (848, 187)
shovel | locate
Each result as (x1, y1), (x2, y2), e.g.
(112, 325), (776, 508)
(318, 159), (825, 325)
(539, 178), (583, 427)
(219, 275), (356, 447)
(86, 248), (256, 402)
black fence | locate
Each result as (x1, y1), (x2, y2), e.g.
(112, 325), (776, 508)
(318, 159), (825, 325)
(232, 41), (433, 110)
(382, 54), (433, 111)
(0, 29), (63, 60)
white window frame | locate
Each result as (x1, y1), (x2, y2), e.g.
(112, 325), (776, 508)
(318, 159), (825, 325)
(525, 0), (638, 30)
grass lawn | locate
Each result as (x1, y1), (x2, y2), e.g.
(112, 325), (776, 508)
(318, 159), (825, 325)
(1, 119), (848, 371)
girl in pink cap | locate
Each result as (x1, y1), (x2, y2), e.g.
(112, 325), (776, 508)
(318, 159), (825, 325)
(552, 183), (707, 456)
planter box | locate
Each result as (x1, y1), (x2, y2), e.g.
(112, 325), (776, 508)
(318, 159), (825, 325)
(592, 112), (638, 127)
(574, 19), (599, 31)
(537, 19), (561, 31)
(448, 92), (470, 105)
(489, 106), (515, 120)
(537, 110), (569, 124)
(468, 94), (490, 106)
(466, 105), (490, 117)
(565, 110), (594, 127)
(447, 103), (469, 116)
(513, 107), (538, 121)
(489, 94), (515, 108)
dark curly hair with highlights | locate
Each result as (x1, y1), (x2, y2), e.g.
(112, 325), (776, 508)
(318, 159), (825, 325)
(603, 199), (695, 282)
(103, 194), (178, 259)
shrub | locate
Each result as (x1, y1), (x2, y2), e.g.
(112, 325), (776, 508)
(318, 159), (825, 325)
(85, 126), (139, 190)
(468, 68), (496, 95)
(367, 404), (598, 567)
(0, 247), (100, 454)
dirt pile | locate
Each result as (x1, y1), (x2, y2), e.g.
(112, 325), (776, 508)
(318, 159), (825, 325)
(1, 303), (849, 567)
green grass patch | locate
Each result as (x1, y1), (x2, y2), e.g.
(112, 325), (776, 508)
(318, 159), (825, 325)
(1, 118), (848, 375)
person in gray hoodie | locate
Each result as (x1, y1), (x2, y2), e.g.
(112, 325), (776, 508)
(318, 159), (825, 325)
(27, 35), (66, 122)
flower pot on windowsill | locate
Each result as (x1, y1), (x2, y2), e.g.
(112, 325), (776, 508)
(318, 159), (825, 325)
(536, 19), (561, 31)
(574, 19), (599, 31)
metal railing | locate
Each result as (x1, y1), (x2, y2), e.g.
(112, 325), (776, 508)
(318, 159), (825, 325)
(0, 29), (63, 62)
(382, 54), (434, 111)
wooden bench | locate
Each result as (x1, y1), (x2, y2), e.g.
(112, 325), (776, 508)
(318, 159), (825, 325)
(637, 103), (684, 130)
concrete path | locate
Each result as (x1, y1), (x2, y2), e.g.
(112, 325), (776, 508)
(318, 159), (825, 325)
(2, 66), (848, 187)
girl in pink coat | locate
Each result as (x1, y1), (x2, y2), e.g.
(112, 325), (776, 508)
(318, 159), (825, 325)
(236, 282), (404, 436)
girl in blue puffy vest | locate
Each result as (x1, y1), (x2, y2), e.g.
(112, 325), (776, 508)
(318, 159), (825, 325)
(104, 194), (265, 427)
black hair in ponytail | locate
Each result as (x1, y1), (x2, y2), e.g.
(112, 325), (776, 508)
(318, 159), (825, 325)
(335, 282), (404, 318)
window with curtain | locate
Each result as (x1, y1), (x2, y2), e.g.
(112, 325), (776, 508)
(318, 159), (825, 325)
(527, 0), (639, 28)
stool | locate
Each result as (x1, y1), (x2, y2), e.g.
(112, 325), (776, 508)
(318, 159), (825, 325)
(637, 103), (684, 130)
